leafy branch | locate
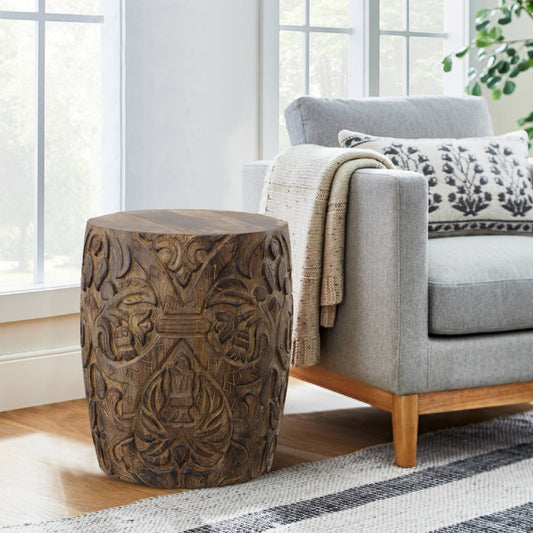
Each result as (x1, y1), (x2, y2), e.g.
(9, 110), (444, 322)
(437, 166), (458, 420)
(443, 0), (533, 140)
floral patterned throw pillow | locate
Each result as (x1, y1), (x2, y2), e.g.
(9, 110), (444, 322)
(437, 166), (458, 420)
(339, 129), (532, 237)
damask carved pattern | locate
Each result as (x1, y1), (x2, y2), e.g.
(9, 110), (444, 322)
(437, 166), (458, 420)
(81, 210), (292, 489)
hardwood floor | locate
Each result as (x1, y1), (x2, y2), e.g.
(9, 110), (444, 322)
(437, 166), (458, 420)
(1, 377), (532, 527)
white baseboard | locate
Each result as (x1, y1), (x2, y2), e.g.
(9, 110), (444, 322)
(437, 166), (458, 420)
(0, 346), (85, 412)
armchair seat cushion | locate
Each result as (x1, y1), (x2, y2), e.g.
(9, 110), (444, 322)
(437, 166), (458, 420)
(428, 235), (533, 335)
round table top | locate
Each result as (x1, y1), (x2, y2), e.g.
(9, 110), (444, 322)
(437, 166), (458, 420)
(87, 209), (286, 236)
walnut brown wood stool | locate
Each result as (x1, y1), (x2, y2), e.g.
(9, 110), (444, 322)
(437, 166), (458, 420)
(80, 210), (292, 489)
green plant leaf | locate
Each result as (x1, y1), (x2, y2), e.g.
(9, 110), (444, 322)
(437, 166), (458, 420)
(528, 50), (533, 59)
(507, 47), (517, 56)
(476, 8), (492, 19)
(442, 55), (453, 72)
(509, 65), (520, 77)
(488, 26), (503, 40)
(503, 80), (516, 94)
(492, 88), (502, 100)
(525, 127), (533, 140)
(472, 82), (482, 96)
(497, 60), (510, 73)
(476, 19), (491, 31)
(518, 59), (530, 71)
(512, 3), (522, 16)
(496, 43), (509, 54)
(497, 8), (512, 24)
(486, 75), (502, 89)
(476, 32), (493, 48)
(455, 46), (470, 58)
(517, 112), (533, 126)
(468, 67), (478, 80)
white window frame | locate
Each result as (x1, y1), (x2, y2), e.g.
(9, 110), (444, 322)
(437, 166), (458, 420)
(261, 0), (469, 159)
(370, 0), (469, 97)
(0, 1), (124, 320)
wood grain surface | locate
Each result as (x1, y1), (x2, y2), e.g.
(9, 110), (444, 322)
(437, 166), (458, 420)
(81, 210), (292, 488)
(89, 210), (286, 236)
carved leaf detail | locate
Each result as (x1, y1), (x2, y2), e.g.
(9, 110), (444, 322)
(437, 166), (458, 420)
(262, 262), (276, 292)
(94, 254), (109, 290)
(206, 278), (254, 308)
(93, 279), (157, 362)
(91, 365), (107, 401)
(115, 279), (157, 307)
(81, 255), (93, 290)
(110, 236), (132, 278)
(134, 349), (232, 471)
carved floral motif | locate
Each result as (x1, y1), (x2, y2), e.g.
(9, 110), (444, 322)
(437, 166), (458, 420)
(81, 215), (292, 489)
(205, 233), (292, 370)
(133, 342), (232, 472)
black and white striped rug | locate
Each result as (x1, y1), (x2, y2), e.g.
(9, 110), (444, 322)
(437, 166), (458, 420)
(4, 411), (533, 532)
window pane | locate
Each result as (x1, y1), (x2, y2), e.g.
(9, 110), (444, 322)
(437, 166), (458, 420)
(310, 0), (349, 28)
(380, 35), (404, 96)
(380, 0), (405, 31)
(279, 31), (304, 150)
(46, 0), (101, 15)
(45, 22), (102, 284)
(280, 0), (303, 26)
(409, 37), (444, 95)
(409, 0), (444, 33)
(0, 20), (35, 291)
(0, 0), (35, 10)
(309, 33), (348, 98)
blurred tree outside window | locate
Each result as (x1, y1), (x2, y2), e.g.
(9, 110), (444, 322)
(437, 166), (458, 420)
(0, 0), (119, 292)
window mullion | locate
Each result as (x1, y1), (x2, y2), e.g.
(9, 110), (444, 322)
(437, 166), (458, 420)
(443, 0), (469, 96)
(368, 0), (379, 96)
(404, 0), (410, 96)
(348, 0), (368, 98)
(304, 0), (310, 94)
(34, 0), (45, 284)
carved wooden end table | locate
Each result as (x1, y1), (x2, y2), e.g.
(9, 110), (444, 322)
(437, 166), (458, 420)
(80, 210), (292, 489)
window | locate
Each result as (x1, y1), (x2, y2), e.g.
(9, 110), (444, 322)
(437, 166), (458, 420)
(264, 0), (468, 154)
(278, 0), (354, 149)
(376, 0), (466, 97)
(0, 0), (121, 293)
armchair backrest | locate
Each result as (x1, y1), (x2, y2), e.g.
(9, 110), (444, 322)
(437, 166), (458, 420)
(284, 95), (494, 147)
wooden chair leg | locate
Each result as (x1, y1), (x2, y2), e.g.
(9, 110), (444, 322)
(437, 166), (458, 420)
(391, 394), (419, 467)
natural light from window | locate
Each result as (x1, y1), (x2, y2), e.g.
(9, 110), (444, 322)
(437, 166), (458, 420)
(277, 0), (464, 151)
(0, 0), (111, 292)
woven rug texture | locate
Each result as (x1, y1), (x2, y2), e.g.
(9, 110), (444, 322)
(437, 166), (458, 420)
(3, 411), (533, 532)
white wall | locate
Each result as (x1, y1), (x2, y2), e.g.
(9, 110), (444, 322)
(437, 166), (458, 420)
(124, 0), (260, 211)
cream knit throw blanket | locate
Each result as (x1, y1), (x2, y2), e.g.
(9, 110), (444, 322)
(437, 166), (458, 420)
(260, 145), (394, 367)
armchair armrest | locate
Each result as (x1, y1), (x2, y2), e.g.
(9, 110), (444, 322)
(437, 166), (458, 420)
(241, 161), (430, 394)
(320, 168), (429, 395)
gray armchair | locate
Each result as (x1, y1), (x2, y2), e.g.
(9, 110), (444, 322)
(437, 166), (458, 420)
(242, 95), (533, 467)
